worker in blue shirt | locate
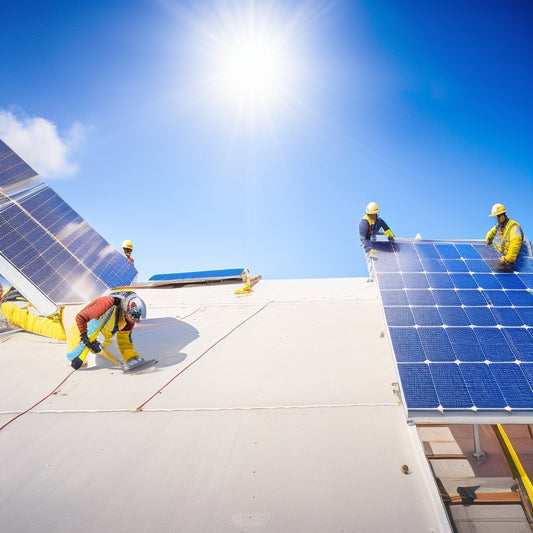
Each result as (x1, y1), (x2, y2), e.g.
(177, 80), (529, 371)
(359, 202), (395, 281)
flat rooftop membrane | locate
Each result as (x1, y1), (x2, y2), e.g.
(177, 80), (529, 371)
(0, 278), (450, 532)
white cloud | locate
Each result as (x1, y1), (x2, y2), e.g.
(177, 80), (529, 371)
(0, 109), (84, 179)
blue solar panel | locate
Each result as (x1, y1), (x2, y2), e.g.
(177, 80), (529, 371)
(438, 307), (470, 326)
(426, 272), (454, 289)
(412, 307), (443, 326)
(389, 328), (426, 362)
(502, 328), (533, 361)
(0, 140), (40, 190)
(507, 291), (533, 306)
(397, 364), (440, 408)
(463, 307), (496, 326)
(432, 290), (461, 306)
(380, 289), (409, 306)
(430, 363), (473, 408)
(436, 243), (461, 259)
(460, 363), (507, 409)
(446, 328), (485, 362)
(148, 268), (245, 281)
(457, 289), (487, 306)
(0, 142), (137, 311)
(482, 290), (511, 306)
(520, 274), (533, 288)
(406, 289), (435, 306)
(491, 363), (533, 408)
(442, 259), (469, 273)
(418, 327), (455, 362)
(375, 238), (533, 417)
(384, 307), (415, 326)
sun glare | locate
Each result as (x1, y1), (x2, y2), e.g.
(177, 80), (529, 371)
(175, 1), (325, 123)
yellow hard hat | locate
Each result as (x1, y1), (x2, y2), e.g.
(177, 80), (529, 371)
(366, 202), (380, 215)
(489, 203), (506, 217)
(122, 239), (133, 250)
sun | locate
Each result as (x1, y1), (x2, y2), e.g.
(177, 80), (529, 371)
(215, 33), (286, 111)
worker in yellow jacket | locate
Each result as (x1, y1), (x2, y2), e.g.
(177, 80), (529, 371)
(486, 203), (525, 267)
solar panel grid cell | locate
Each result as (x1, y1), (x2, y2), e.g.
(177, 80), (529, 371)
(430, 363), (473, 408)
(398, 364), (440, 408)
(460, 363), (507, 408)
(438, 306), (471, 326)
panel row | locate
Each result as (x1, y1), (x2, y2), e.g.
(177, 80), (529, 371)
(373, 240), (533, 274)
(384, 305), (533, 327)
(390, 326), (533, 363)
(378, 271), (533, 289)
(382, 288), (533, 307)
(398, 362), (533, 410)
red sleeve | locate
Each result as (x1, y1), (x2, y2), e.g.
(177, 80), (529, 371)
(75, 296), (116, 334)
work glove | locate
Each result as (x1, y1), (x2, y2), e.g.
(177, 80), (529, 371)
(498, 256), (512, 269)
(80, 332), (102, 353)
(388, 235), (395, 241)
(71, 356), (84, 370)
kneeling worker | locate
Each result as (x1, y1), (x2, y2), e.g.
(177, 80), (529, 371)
(486, 203), (525, 267)
(67, 292), (146, 370)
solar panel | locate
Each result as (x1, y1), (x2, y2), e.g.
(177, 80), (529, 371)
(149, 268), (244, 282)
(374, 237), (533, 420)
(0, 140), (137, 314)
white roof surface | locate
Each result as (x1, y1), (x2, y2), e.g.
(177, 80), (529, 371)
(0, 278), (450, 532)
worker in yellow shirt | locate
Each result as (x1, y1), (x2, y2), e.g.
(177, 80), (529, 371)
(486, 203), (525, 267)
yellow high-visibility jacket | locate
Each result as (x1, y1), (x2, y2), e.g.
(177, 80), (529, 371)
(486, 218), (524, 263)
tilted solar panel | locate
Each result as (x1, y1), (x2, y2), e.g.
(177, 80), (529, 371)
(0, 139), (41, 191)
(373, 238), (533, 421)
(0, 140), (137, 314)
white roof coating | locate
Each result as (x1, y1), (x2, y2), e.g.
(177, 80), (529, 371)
(0, 278), (451, 532)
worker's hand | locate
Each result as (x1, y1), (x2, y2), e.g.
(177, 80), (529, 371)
(369, 249), (375, 258)
(486, 240), (492, 246)
(80, 332), (102, 353)
(498, 256), (511, 268)
(388, 235), (395, 241)
(71, 356), (84, 370)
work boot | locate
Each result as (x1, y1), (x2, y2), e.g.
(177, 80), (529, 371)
(123, 356), (145, 371)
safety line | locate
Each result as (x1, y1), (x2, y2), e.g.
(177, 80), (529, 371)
(0, 370), (76, 432)
(1, 402), (400, 416)
(136, 301), (273, 411)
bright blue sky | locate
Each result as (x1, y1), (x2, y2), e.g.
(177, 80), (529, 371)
(1, 0), (531, 281)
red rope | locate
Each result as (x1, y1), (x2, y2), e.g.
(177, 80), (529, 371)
(136, 301), (272, 411)
(0, 370), (76, 432)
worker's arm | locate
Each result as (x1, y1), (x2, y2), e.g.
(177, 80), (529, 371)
(486, 226), (497, 245)
(359, 218), (373, 253)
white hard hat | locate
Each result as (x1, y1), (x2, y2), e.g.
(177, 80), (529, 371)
(489, 203), (506, 217)
(366, 202), (380, 215)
